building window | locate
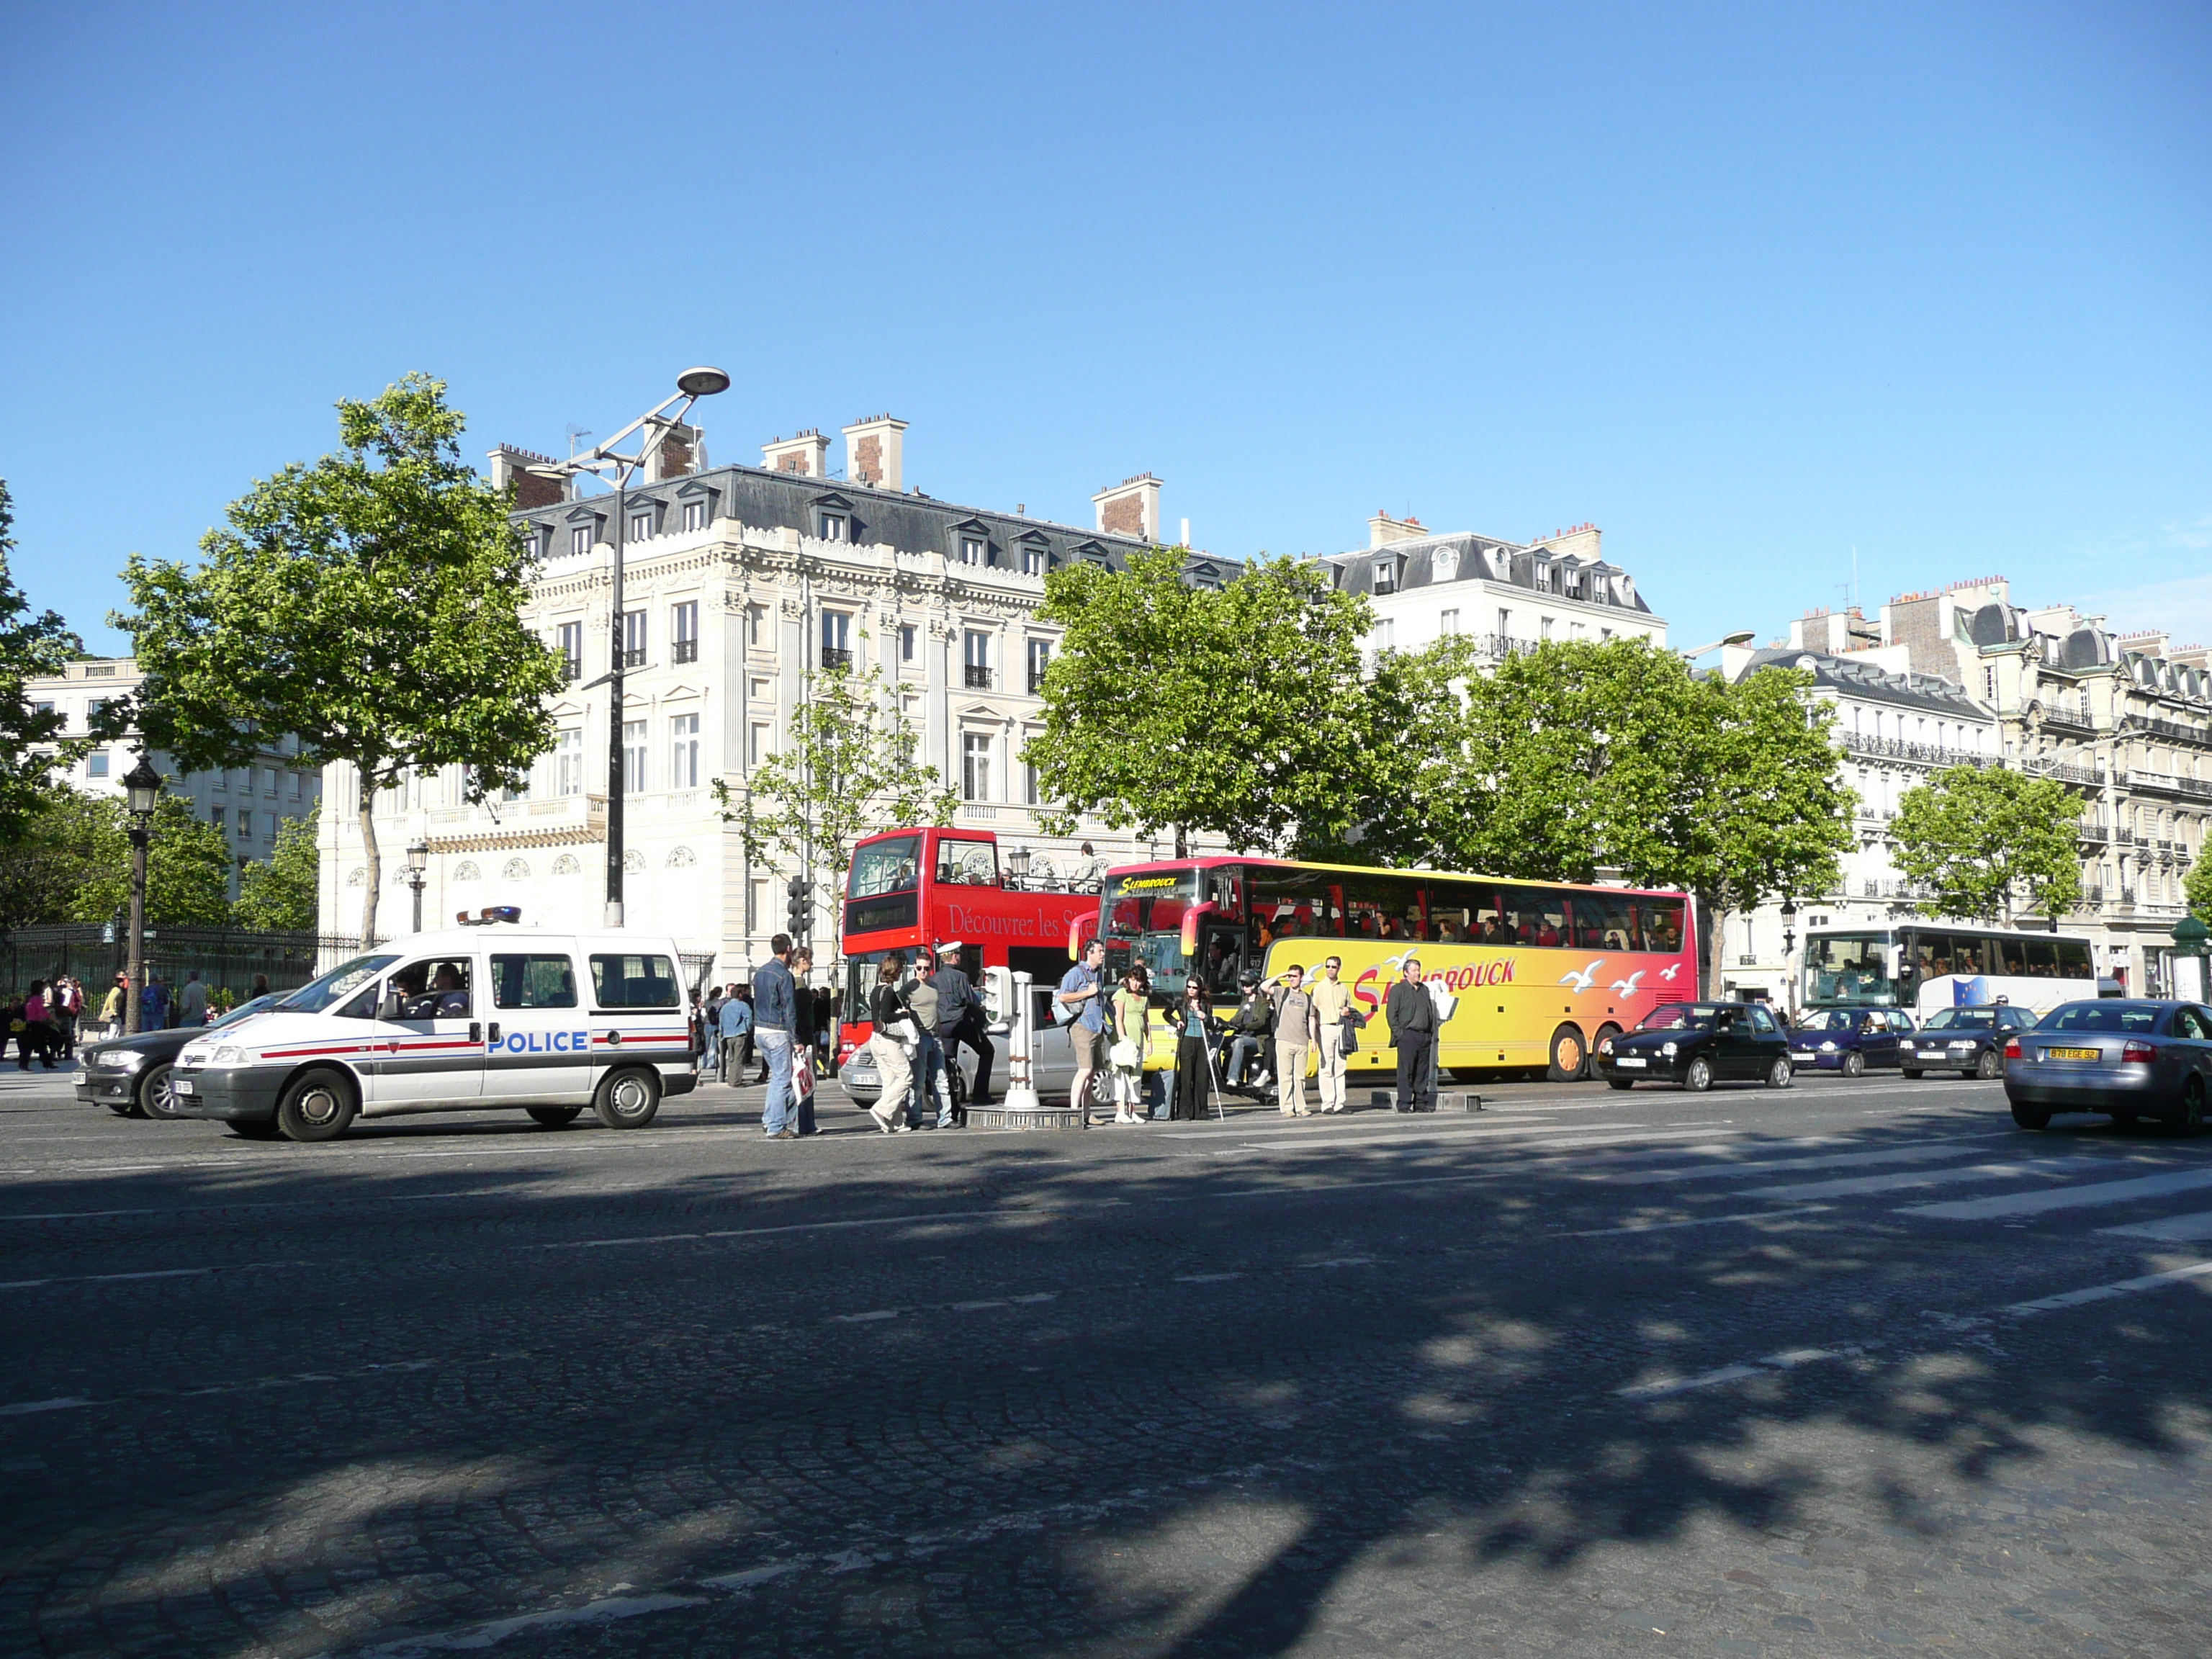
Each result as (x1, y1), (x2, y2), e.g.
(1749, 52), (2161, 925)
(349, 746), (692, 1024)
(1027, 638), (1052, 694)
(556, 729), (583, 796)
(1024, 756), (1041, 806)
(960, 536), (985, 566)
(681, 498), (709, 533)
(86, 750), (109, 778)
(1539, 616), (1554, 640)
(669, 712), (699, 788)
(1021, 545), (1045, 577)
(1440, 609), (1459, 636)
(671, 601), (698, 665)
(288, 770), (302, 799)
(962, 732), (993, 801)
(622, 720), (647, 794)
(899, 624), (917, 662)
(822, 610), (853, 670)
(1498, 608), (1511, 640)
(1372, 559), (1397, 595)
(571, 524), (594, 557)
(213, 768), (226, 792)
(963, 629), (992, 690)
(749, 722), (771, 767)
(622, 609), (647, 669)
(209, 806), (224, 831)
(746, 606), (765, 650)
(557, 621), (583, 681)
(818, 511), (847, 542)
(1373, 619), (1395, 651)
(266, 811), (279, 841)
(629, 508), (655, 543)
(1984, 666), (1997, 701)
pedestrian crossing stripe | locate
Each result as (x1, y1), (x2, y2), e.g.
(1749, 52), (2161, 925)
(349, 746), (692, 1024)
(1900, 1166), (2212, 1221)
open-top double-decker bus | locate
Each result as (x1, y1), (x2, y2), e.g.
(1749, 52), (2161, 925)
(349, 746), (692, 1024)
(1090, 855), (1699, 1082)
(837, 827), (1100, 1068)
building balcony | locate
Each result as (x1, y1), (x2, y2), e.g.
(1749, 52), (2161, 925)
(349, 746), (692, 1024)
(2124, 769), (2212, 801)
(2145, 717), (2212, 749)
(1028, 670), (1049, 695)
(964, 665), (992, 690)
(620, 647), (647, 670)
(672, 639), (698, 665)
(1842, 732), (1990, 767)
(821, 647), (853, 671)
(424, 793), (607, 853)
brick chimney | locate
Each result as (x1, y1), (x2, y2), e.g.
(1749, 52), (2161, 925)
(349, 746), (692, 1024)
(1529, 522), (1602, 562)
(1367, 511), (1426, 549)
(650, 422), (704, 483)
(1092, 474), (1162, 542)
(841, 414), (907, 490)
(761, 430), (831, 477)
(487, 444), (568, 511)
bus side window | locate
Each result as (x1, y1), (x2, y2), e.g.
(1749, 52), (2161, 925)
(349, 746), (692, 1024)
(1997, 939), (2027, 977)
(2055, 939), (2092, 979)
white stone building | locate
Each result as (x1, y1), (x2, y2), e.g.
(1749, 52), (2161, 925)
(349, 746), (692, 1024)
(318, 417), (1235, 976)
(25, 656), (323, 899)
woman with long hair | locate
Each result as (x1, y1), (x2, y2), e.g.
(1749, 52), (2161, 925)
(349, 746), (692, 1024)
(1169, 977), (1223, 1121)
(1109, 966), (1151, 1125)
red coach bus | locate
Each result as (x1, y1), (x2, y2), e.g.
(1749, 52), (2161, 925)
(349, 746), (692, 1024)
(1091, 854), (1698, 1082)
(836, 827), (1101, 1066)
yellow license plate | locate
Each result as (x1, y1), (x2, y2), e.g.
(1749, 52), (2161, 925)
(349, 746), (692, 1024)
(2044, 1047), (2100, 1061)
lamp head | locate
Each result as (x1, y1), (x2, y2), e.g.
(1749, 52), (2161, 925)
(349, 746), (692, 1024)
(406, 837), (430, 876)
(677, 366), (731, 398)
(122, 755), (164, 817)
(1721, 629), (1755, 648)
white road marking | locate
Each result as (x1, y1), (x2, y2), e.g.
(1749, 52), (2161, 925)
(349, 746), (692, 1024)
(1602, 1138), (2000, 1186)
(1903, 1168), (2212, 1220)
(2100, 1209), (2212, 1242)
(1740, 1158), (2119, 1202)
(1559, 1203), (1831, 1238)
(2002, 1258), (2212, 1316)
(1174, 1272), (1244, 1283)
(0, 1396), (102, 1417)
(0, 1266), (212, 1290)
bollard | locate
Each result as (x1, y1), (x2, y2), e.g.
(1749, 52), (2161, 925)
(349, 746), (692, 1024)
(1002, 971), (1041, 1113)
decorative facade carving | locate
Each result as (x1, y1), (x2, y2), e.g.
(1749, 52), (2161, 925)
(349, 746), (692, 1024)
(552, 854), (580, 876)
(454, 860), (480, 882)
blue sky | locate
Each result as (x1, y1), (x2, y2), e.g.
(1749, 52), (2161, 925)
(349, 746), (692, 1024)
(5, 1), (2208, 657)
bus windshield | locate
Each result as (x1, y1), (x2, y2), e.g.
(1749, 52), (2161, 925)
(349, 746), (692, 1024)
(1102, 868), (1202, 994)
(1804, 933), (1897, 1006)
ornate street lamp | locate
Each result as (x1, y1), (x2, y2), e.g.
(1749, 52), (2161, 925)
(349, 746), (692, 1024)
(121, 755), (163, 1036)
(1779, 898), (1799, 1017)
(404, 838), (431, 935)
(1006, 846), (1030, 889)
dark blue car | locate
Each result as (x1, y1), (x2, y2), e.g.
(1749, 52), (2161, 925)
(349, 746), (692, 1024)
(1787, 1006), (1915, 1076)
(1899, 1003), (2036, 1079)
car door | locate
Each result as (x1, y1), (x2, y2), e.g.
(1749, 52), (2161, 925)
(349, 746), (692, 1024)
(585, 949), (690, 1081)
(371, 952), (486, 1106)
(1859, 1010), (1897, 1068)
(1745, 1004), (1784, 1075)
(482, 949), (590, 1102)
(2172, 1006), (2212, 1095)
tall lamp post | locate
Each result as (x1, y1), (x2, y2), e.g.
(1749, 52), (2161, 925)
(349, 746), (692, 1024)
(121, 755), (163, 1037)
(404, 838), (430, 935)
(1779, 898), (1799, 1018)
(528, 367), (731, 927)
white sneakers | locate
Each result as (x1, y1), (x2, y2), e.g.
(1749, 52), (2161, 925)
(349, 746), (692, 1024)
(868, 1104), (912, 1134)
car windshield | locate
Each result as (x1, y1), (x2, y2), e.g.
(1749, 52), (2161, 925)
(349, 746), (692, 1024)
(2040, 1002), (2164, 1033)
(1635, 1004), (1717, 1032)
(1921, 1008), (1997, 1032)
(1793, 1010), (1851, 1033)
(210, 994), (279, 1030)
(276, 953), (400, 1014)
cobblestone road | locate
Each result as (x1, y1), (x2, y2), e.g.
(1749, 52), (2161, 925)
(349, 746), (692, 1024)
(6, 1062), (2212, 1657)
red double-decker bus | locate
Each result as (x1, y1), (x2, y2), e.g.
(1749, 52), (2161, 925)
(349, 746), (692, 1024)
(835, 827), (1101, 1066)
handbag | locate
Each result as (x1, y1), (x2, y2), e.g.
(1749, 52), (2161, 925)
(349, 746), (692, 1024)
(1109, 1038), (1140, 1069)
(1341, 1015), (1359, 1056)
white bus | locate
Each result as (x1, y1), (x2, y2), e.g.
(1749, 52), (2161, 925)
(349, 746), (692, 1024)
(1802, 925), (2096, 1022)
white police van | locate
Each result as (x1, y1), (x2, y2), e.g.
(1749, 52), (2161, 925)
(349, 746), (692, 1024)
(169, 922), (701, 1143)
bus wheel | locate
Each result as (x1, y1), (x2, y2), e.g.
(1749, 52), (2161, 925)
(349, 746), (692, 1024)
(1546, 1025), (1587, 1082)
(594, 1068), (661, 1130)
(527, 1105), (583, 1128)
(276, 1069), (356, 1143)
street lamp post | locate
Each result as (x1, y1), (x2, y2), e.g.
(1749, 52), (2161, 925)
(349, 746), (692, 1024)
(1779, 898), (1799, 1019)
(121, 755), (163, 1037)
(404, 838), (430, 934)
(527, 367), (731, 928)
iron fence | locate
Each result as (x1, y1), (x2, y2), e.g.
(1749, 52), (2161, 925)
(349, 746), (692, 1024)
(0, 925), (365, 1004)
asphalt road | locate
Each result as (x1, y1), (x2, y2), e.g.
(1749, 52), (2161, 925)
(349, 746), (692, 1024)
(6, 1058), (2212, 1658)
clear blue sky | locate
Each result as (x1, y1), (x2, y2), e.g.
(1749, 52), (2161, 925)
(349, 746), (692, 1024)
(5, 1), (2208, 657)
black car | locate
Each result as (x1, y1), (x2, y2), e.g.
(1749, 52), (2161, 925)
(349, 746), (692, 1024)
(1899, 1003), (2036, 1079)
(1593, 1000), (1794, 1092)
(74, 994), (282, 1120)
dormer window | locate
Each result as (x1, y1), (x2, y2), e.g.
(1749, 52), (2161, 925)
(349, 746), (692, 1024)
(682, 499), (709, 533)
(960, 536), (986, 566)
(1372, 558), (1398, 595)
(570, 524), (594, 557)
(629, 508), (655, 543)
(818, 511), (848, 542)
(1432, 547), (1459, 583)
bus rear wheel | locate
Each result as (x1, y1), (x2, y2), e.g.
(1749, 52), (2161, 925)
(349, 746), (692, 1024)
(1547, 1025), (1587, 1083)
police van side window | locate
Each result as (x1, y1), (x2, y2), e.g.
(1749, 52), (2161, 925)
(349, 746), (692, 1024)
(492, 954), (579, 1010)
(392, 959), (472, 1019)
(590, 953), (680, 1010)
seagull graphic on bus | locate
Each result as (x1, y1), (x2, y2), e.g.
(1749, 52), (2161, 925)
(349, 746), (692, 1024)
(1558, 962), (1604, 994)
(1660, 963), (1683, 982)
(1609, 971), (1645, 997)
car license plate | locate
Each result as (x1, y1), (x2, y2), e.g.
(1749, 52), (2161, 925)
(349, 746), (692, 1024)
(173, 1078), (195, 1095)
(1614, 1056), (1646, 1069)
(2044, 1047), (2099, 1061)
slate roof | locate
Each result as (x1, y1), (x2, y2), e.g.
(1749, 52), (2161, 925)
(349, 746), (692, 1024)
(1323, 529), (1657, 617)
(1740, 646), (1992, 719)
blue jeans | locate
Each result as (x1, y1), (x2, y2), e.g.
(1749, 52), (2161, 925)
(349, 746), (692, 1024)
(916, 1033), (956, 1127)
(757, 1029), (795, 1134)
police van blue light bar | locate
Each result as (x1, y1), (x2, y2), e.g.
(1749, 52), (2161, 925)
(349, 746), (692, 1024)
(455, 906), (523, 927)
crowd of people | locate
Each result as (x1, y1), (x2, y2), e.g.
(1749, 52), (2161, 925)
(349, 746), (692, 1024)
(4, 967), (278, 1068)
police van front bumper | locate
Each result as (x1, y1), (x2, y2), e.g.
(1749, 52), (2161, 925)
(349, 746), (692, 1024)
(166, 1066), (284, 1121)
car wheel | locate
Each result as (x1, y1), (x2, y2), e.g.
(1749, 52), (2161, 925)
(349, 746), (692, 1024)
(227, 1118), (282, 1141)
(2010, 1100), (2051, 1131)
(594, 1067), (661, 1130)
(138, 1061), (184, 1120)
(1607, 1079), (1635, 1091)
(1684, 1056), (1713, 1093)
(1766, 1056), (1794, 1089)
(1546, 1025), (1587, 1083)
(1976, 1049), (2002, 1081)
(1900, 1067), (1923, 1080)
(2172, 1079), (2207, 1138)
(1841, 1050), (1865, 1079)
(527, 1105), (583, 1128)
(276, 1069), (356, 1143)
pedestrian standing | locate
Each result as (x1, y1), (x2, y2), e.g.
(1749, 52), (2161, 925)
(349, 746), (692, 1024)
(866, 958), (918, 1133)
(930, 942), (994, 1107)
(1169, 978), (1222, 1121)
(901, 955), (958, 1128)
(99, 973), (127, 1041)
(790, 947), (821, 1135)
(19, 981), (60, 1070)
(1385, 955), (1438, 1112)
(752, 935), (799, 1140)
(1270, 964), (1318, 1116)
(1309, 955), (1358, 1114)
(1107, 966), (1151, 1125)
(53, 976), (83, 1061)
(716, 984), (753, 1086)
(141, 971), (170, 1033)
(1057, 938), (1108, 1122)
(250, 974), (271, 999)
(178, 970), (209, 1028)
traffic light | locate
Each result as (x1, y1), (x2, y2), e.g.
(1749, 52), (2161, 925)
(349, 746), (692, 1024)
(786, 876), (812, 935)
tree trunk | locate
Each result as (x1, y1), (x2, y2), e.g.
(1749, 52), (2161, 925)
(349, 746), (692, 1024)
(1174, 823), (1188, 859)
(1696, 891), (1726, 1001)
(357, 770), (382, 945)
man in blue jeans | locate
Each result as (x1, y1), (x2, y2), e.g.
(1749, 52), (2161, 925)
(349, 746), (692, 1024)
(752, 934), (799, 1139)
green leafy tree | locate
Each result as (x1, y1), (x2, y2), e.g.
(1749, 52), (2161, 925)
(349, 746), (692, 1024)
(1290, 634), (1484, 866)
(1892, 765), (2085, 925)
(118, 375), (563, 943)
(58, 789), (235, 927)
(1387, 639), (1852, 995)
(0, 480), (128, 842)
(233, 804), (321, 932)
(2187, 853), (2212, 922)
(0, 788), (114, 930)
(1024, 547), (1375, 856)
(712, 657), (957, 950)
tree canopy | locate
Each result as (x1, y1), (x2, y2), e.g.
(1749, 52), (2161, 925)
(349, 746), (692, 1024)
(1891, 764), (2085, 925)
(233, 805), (321, 932)
(1024, 548), (1375, 856)
(118, 375), (563, 943)
(2188, 850), (2212, 924)
(0, 786), (234, 931)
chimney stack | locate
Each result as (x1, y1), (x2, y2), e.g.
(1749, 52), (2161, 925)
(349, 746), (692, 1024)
(1367, 511), (1426, 549)
(1093, 473), (1162, 542)
(761, 430), (831, 477)
(650, 421), (705, 483)
(487, 444), (568, 510)
(841, 414), (907, 490)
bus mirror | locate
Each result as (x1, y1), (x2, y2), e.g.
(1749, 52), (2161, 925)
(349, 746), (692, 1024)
(1181, 909), (1200, 958)
(1068, 917), (1087, 961)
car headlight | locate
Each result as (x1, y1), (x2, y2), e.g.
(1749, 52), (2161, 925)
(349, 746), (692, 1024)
(1819, 1040), (1837, 1051)
(1660, 1041), (1678, 1057)
(104, 1049), (149, 1074)
(1597, 1037), (1614, 1055)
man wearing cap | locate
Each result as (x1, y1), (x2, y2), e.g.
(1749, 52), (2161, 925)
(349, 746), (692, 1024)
(930, 943), (993, 1109)
(1385, 956), (1437, 1112)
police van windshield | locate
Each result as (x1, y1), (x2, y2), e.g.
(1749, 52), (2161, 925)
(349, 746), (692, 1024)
(277, 953), (400, 1014)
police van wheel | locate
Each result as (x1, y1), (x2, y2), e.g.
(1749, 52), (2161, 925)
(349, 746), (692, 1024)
(527, 1105), (584, 1129)
(1546, 1025), (1587, 1082)
(594, 1068), (661, 1130)
(276, 1069), (356, 1143)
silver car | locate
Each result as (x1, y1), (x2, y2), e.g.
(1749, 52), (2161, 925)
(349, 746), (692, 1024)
(839, 983), (1111, 1112)
(2004, 999), (2212, 1133)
